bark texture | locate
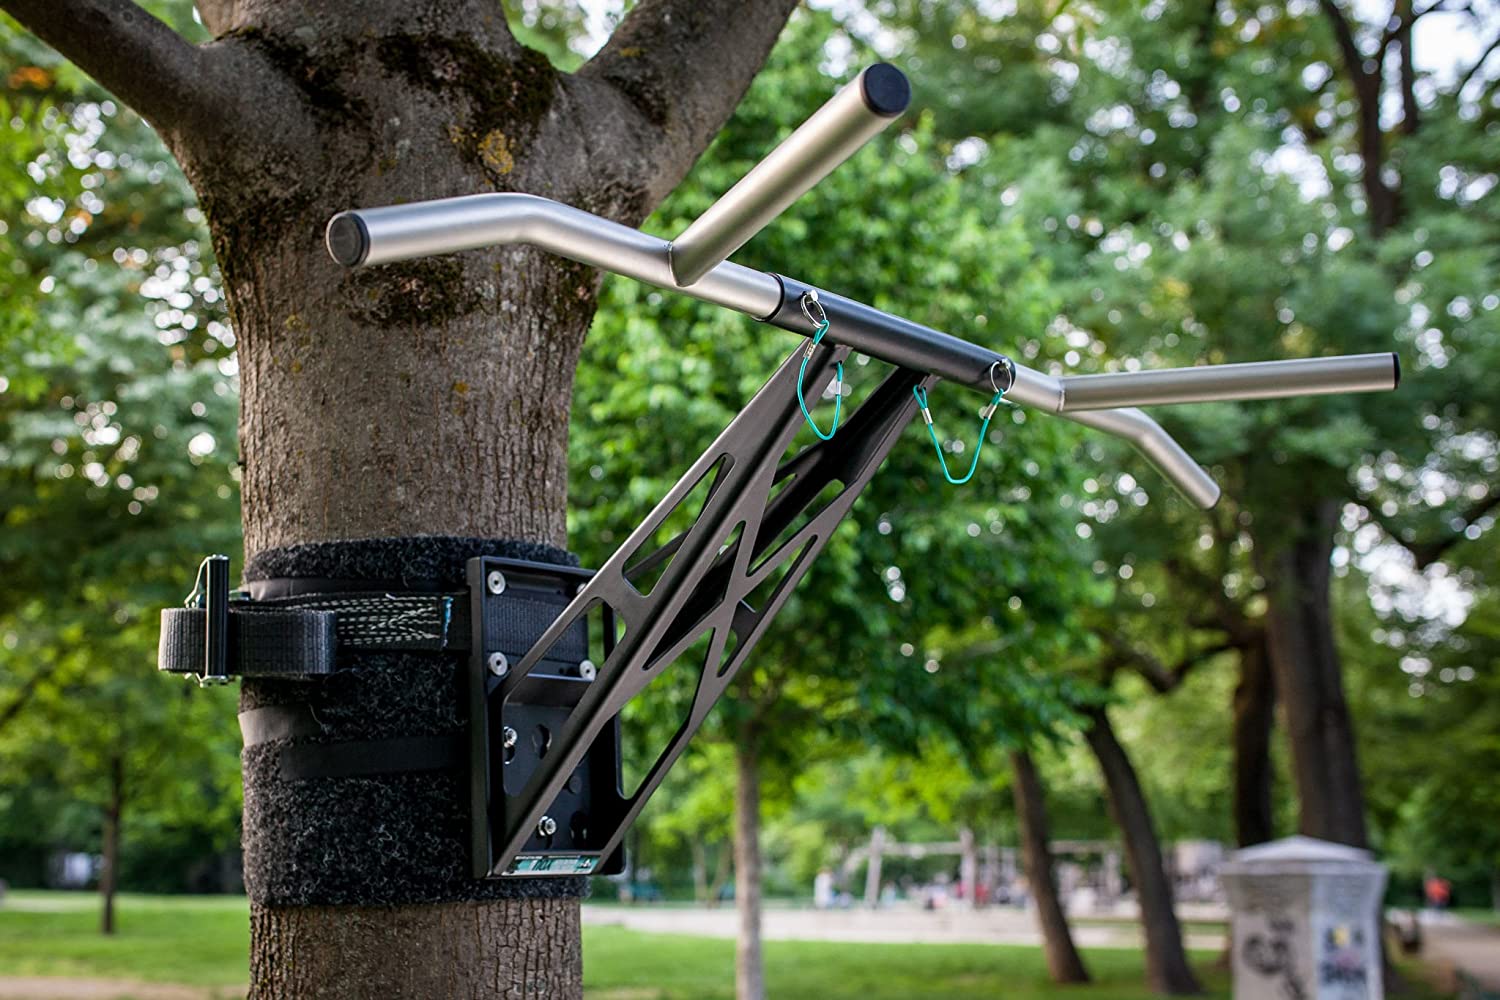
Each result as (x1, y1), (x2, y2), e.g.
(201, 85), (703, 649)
(248, 899), (582, 999)
(1231, 635), (1277, 848)
(734, 736), (765, 1000)
(1009, 749), (1089, 985)
(1, 1), (798, 995)
(1258, 500), (1370, 848)
(1083, 707), (1202, 996)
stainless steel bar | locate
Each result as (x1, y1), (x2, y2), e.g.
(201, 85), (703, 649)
(667, 64), (910, 287)
(326, 193), (784, 318)
(1056, 354), (1400, 411)
(1064, 408), (1222, 509)
(324, 192), (1222, 506)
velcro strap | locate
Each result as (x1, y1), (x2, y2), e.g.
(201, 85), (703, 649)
(239, 704), (462, 780)
(159, 607), (337, 677)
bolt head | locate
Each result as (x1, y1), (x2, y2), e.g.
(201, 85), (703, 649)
(579, 659), (597, 681)
(486, 570), (506, 596)
(537, 815), (557, 838)
(502, 726), (518, 749)
(487, 651), (509, 677)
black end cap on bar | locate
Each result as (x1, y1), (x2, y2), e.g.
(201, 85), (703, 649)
(326, 212), (370, 267)
(860, 63), (911, 117)
(1391, 351), (1402, 388)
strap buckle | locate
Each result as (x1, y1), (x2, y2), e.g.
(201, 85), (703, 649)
(184, 554), (233, 687)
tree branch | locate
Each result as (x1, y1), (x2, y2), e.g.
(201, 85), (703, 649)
(0, 0), (225, 139)
(1455, 28), (1500, 96)
(577, 0), (801, 215)
(1368, 489), (1500, 569)
(0, 659), (60, 736)
(1319, 0), (1374, 84)
(1103, 634), (1242, 694)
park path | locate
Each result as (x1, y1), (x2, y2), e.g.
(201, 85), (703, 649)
(580, 902), (1228, 951)
(0, 979), (239, 1000)
(1420, 915), (1500, 994)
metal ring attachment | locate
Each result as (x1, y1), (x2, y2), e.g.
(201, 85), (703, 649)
(988, 357), (1016, 396)
(800, 289), (827, 328)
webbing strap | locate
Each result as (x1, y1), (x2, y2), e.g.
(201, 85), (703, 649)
(159, 587), (580, 679)
(159, 607), (338, 677)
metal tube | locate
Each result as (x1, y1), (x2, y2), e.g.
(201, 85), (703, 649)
(322, 192), (1230, 508)
(1057, 354), (1400, 411)
(667, 64), (910, 287)
(1064, 409), (1222, 509)
(326, 193), (782, 319)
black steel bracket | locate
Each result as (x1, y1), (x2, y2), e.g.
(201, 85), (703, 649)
(464, 556), (627, 878)
(470, 341), (933, 878)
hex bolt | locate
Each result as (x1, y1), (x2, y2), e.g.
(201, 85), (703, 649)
(502, 726), (518, 749)
(487, 651), (509, 677)
(537, 815), (557, 838)
(579, 659), (597, 681)
(486, 570), (507, 596)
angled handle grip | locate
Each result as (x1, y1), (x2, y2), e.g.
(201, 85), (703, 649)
(668, 64), (910, 286)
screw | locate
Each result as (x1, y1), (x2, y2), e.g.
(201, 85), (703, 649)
(537, 815), (557, 838)
(502, 726), (518, 749)
(579, 659), (597, 681)
(486, 570), (506, 596)
(487, 651), (509, 677)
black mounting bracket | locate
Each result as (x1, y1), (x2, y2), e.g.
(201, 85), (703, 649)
(465, 556), (627, 877)
(469, 341), (933, 878)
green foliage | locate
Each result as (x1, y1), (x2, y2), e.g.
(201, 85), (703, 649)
(859, 0), (1500, 864)
(0, 4), (242, 889)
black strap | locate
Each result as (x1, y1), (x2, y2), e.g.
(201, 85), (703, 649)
(239, 704), (462, 780)
(239, 705), (322, 745)
(159, 575), (581, 679)
(160, 607), (338, 677)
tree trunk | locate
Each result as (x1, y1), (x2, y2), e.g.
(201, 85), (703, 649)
(691, 838), (709, 906)
(249, 900), (581, 998)
(99, 753), (123, 936)
(734, 733), (765, 1000)
(1083, 707), (1202, 995)
(1009, 749), (1090, 985)
(1258, 499), (1370, 848)
(712, 841), (733, 908)
(1231, 634), (1277, 847)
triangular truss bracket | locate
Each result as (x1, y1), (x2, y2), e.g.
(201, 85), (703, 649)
(470, 342), (933, 877)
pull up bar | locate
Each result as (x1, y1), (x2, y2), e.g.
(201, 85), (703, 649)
(307, 62), (1404, 883)
(325, 63), (1399, 510)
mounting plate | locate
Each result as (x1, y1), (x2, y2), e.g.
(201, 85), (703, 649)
(465, 556), (626, 878)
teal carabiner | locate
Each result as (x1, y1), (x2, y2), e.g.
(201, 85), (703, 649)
(795, 291), (843, 441)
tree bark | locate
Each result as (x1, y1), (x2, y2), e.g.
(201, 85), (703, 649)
(0, 1), (798, 995)
(734, 733), (765, 1000)
(1083, 707), (1202, 995)
(248, 900), (582, 999)
(1231, 634), (1277, 848)
(1009, 749), (1090, 985)
(1258, 499), (1370, 848)
(99, 753), (123, 936)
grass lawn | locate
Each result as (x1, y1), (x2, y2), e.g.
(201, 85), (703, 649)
(0, 888), (1386, 1000)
